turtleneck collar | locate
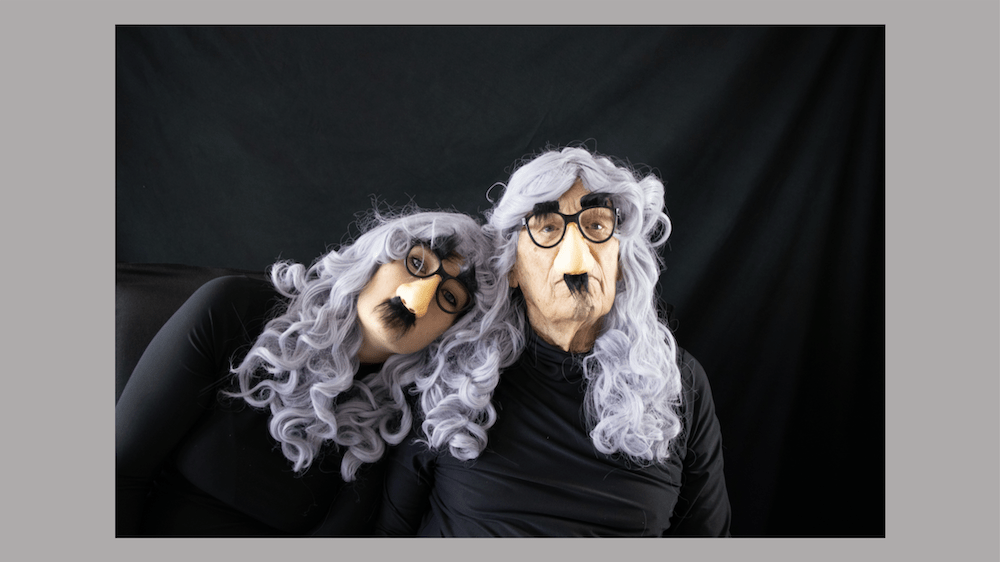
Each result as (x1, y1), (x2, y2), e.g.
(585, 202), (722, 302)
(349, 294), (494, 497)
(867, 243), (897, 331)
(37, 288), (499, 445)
(518, 323), (588, 385)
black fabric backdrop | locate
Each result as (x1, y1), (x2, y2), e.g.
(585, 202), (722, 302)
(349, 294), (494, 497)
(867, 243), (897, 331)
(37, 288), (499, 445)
(116, 26), (884, 537)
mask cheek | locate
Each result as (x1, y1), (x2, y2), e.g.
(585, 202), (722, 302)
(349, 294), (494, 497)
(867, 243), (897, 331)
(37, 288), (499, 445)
(508, 264), (520, 288)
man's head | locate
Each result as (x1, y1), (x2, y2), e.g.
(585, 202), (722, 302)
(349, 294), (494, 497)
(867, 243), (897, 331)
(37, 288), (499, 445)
(486, 147), (672, 352)
(508, 179), (619, 351)
(410, 149), (679, 466)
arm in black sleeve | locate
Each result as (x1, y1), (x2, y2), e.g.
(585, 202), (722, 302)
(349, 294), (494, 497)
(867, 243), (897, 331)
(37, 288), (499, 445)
(666, 349), (732, 536)
(373, 432), (436, 536)
(307, 459), (388, 536)
(115, 276), (274, 536)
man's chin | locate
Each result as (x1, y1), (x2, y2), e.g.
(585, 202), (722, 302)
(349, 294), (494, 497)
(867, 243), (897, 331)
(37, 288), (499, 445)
(541, 295), (596, 320)
(571, 298), (597, 318)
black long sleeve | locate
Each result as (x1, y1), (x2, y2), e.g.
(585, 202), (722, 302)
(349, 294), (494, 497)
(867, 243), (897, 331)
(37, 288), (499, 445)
(665, 350), (732, 536)
(374, 433), (436, 535)
(116, 276), (377, 536)
(116, 275), (276, 535)
(375, 333), (731, 536)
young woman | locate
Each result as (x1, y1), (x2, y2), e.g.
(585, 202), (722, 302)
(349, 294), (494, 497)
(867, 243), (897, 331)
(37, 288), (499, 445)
(116, 208), (497, 536)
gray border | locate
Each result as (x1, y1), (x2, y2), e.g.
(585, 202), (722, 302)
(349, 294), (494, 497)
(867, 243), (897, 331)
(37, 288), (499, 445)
(5, 0), (996, 560)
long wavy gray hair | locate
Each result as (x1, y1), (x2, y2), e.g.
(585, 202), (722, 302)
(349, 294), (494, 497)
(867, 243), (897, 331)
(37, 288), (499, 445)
(419, 147), (683, 465)
(228, 208), (494, 481)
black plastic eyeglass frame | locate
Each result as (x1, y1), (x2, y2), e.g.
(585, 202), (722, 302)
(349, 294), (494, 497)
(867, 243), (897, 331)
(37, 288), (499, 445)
(520, 206), (620, 249)
(404, 244), (474, 314)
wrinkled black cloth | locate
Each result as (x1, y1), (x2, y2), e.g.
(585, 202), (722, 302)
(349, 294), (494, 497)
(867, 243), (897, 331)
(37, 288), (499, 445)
(376, 328), (731, 536)
(115, 275), (385, 536)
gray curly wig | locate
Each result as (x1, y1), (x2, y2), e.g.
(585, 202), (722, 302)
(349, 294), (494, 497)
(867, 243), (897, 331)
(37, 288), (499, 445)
(228, 208), (495, 481)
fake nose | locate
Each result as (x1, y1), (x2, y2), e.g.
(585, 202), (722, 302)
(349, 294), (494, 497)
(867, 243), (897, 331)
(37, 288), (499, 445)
(396, 276), (440, 318)
(552, 223), (596, 275)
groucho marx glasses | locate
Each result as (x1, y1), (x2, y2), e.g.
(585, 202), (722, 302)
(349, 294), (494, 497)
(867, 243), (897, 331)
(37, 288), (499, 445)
(404, 243), (474, 314)
(521, 204), (620, 249)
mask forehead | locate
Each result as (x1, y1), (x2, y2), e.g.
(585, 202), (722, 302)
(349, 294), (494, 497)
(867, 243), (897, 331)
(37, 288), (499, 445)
(527, 190), (614, 216)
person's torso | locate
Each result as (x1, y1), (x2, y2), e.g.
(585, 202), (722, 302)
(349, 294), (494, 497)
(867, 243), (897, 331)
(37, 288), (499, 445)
(419, 349), (685, 536)
(142, 276), (378, 535)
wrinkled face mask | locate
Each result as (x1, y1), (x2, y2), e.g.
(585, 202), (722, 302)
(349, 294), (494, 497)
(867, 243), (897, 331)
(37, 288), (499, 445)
(509, 180), (620, 351)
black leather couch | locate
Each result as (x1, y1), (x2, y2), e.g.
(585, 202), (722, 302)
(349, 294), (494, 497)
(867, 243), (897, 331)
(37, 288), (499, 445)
(115, 262), (267, 403)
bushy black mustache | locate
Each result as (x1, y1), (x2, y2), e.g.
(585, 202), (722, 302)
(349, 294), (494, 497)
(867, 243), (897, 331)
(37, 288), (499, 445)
(563, 273), (590, 296)
(376, 297), (417, 336)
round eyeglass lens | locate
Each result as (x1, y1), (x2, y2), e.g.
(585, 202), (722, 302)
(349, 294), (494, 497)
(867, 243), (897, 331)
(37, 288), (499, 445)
(578, 207), (616, 242)
(406, 245), (438, 276)
(438, 278), (470, 313)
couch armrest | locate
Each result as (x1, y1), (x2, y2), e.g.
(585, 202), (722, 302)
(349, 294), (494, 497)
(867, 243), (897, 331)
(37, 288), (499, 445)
(115, 263), (267, 402)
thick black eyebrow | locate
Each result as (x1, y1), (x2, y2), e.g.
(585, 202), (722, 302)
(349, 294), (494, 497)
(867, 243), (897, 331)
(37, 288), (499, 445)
(531, 193), (613, 216)
(531, 200), (560, 215)
(580, 192), (613, 209)
(422, 234), (459, 259)
(414, 235), (474, 280)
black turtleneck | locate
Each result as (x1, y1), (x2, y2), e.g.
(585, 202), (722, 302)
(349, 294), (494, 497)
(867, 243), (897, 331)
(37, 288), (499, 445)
(376, 328), (731, 536)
